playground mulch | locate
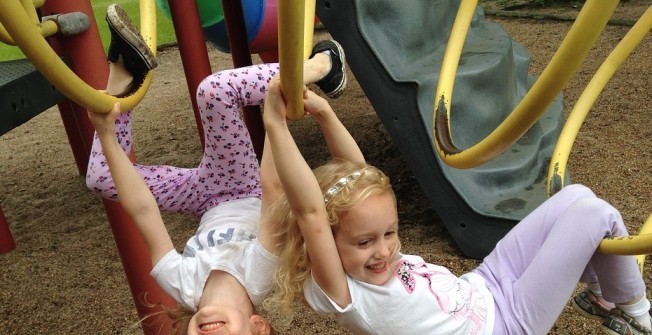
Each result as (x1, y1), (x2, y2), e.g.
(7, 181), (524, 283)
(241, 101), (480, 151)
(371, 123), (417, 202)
(1, 2), (650, 334)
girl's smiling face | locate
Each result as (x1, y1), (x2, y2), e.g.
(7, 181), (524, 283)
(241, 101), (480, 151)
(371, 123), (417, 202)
(334, 192), (399, 285)
(187, 305), (269, 335)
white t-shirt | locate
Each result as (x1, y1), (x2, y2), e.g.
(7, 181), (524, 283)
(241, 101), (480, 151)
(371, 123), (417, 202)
(304, 254), (495, 335)
(151, 197), (278, 310)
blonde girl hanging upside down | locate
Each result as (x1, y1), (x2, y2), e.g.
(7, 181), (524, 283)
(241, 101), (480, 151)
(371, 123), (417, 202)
(85, 4), (347, 333)
(262, 69), (652, 334)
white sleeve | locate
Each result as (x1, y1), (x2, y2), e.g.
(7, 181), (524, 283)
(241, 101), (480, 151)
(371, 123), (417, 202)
(303, 272), (354, 314)
(303, 274), (379, 335)
(240, 240), (279, 306)
(150, 249), (198, 310)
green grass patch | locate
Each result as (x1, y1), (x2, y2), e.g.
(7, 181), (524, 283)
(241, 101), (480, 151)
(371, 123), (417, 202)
(0, 0), (177, 61)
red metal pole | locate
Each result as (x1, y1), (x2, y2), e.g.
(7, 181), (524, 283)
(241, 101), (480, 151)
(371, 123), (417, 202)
(167, 0), (212, 149)
(221, 0), (265, 161)
(55, 99), (95, 175)
(0, 205), (16, 254)
(40, 1), (176, 334)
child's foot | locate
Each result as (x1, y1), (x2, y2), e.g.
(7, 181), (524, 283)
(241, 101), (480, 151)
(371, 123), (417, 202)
(106, 4), (158, 97)
(601, 308), (652, 335)
(309, 40), (347, 99)
(572, 290), (615, 321)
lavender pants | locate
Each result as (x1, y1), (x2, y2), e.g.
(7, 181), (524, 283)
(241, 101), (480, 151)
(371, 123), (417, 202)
(474, 184), (644, 334)
(86, 63), (281, 217)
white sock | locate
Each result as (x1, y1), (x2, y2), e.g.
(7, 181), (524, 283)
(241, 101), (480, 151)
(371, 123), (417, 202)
(587, 282), (615, 308)
(588, 282), (603, 296)
(617, 295), (651, 329)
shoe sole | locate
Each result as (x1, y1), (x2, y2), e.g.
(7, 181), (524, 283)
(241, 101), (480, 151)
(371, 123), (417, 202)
(106, 4), (157, 70)
(327, 40), (347, 98)
(600, 327), (623, 335)
(571, 298), (609, 321)
(599, 325), (647, 335)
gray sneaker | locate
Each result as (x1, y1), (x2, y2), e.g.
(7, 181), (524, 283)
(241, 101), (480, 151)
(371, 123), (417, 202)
(572, 290), (613, 321)
(601, 308), (652, 335)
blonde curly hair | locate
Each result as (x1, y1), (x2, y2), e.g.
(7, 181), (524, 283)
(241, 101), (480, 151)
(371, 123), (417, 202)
(264, 160), (399, 323)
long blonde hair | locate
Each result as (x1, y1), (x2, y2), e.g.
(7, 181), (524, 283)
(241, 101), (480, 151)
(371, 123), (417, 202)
(134, 296), (193, 335)
(264, 160), (397, 322)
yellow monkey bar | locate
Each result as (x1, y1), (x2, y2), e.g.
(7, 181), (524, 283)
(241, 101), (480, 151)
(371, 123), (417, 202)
(432, 0), (652, 255)
(278, 0), (316, 120)
(0, 0), (157, 113)
(0, 0), (56, 45)
(545, 4), (652, 257)
(2, 0), (314, 116)
(432, 0), (619, 169)
(547, 4), (652, 197)
(634, 215), (652, 273)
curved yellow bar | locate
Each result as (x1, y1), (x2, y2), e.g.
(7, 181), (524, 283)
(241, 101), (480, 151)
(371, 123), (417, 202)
(0, 22), (16, 45)
(303, 0), (316, 60)
(433, 0), (619, 169)
(0, 0), (41, 45)
(547, 5), (652, 196)
(635, 215), (652, 271)
(433, 0), (477, 129)
(599, 215), (652, 256)
(278, 0), (305, 120)
(20, 0), (40, 25)
(1, 0), (63, 45)
(0, 0), (156, 114)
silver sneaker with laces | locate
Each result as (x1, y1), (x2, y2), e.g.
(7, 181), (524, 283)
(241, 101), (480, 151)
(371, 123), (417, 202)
(572, 290), (613, 321)
(601, 308), (652, 335)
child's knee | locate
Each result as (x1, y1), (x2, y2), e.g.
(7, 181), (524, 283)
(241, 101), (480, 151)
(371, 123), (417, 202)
(552, 184), (598, 210)
(560, 184), (595, 199)
(197, 69), (237, 95)
(574, 197), (613, 215)
(572, 197), (625, 234)
(197, 75), (215, 98)
(85, 161), (111, 195)
(85, 174), (98, 194)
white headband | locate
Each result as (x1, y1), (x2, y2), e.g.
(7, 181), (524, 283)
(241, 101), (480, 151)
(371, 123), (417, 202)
(323, 169), (365, 204)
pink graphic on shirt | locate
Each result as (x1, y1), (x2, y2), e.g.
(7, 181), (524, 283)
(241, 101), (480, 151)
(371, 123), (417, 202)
(394, 259), (487, 335)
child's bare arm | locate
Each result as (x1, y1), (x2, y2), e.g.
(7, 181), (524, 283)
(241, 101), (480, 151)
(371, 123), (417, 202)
(257, 133), (284, 254)
(263, 78), (351, 307)
(87, 103), (174, 265)
(257, 89), (359, 256)
(303, 89), (364, 163)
